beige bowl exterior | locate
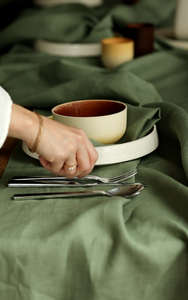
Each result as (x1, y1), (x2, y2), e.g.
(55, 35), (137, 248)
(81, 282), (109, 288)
(101, 37), (134, 69)
(52, 99), (127, 144)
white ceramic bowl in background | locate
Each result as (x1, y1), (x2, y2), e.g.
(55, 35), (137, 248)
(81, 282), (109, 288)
(174, 0), (188, 40)
(155, 27), (188, 50)
(52, 99), (127, 144)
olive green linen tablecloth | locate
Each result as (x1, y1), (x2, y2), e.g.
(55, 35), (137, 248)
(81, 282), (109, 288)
(0, 1), (188, 299)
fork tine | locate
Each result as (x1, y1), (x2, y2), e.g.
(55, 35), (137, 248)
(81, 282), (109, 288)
(111, 169), (137, 180)
(109, 174), (136, 183)
(109, 169), (137, 182)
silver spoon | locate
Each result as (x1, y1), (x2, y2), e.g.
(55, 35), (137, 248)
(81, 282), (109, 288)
(12, 183), (145, 200)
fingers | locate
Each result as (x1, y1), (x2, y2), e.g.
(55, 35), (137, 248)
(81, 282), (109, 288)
(39, 152), (97, 178)
(37, 117), (98, 177)
(67, 131), (98, 178)
(39, 154), (87, 178)
(75, 144), (97, 178)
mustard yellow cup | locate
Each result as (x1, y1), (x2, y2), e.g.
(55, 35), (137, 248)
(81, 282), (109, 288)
(101, 37), (134, 69)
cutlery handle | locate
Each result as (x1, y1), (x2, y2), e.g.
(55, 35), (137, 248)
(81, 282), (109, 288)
(8, 180), (82, 187)
(13, 190), (108, 200)
(12, 176), (77, 181)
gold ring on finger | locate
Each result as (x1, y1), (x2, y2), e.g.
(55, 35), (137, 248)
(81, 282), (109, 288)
(64, 162), (78, 170)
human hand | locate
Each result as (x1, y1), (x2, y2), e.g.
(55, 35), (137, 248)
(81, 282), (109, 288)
(8, 104), (98, 177)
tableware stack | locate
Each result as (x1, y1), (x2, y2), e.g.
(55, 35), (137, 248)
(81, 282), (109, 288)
(22, 102), (159, 166)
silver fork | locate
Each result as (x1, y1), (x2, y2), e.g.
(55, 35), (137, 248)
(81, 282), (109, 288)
(82, 168), (137, 183)
(12, 168), (137, 184)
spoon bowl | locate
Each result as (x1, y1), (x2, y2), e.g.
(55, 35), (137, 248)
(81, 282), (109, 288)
(106, 184), (144, 197)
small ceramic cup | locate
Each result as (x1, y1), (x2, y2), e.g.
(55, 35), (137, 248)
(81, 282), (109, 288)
(124, 23), (154, 57)
(101, 37), (134, 69)
(52, 99), (127, 144)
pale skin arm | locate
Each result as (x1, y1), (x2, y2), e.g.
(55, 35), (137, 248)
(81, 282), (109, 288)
(8, 103), (98, 177)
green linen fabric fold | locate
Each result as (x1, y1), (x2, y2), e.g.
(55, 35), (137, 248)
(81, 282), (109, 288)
(1, 1), (188, 300)
(0, 0), (175, 52)
(0, 3), (113, 51)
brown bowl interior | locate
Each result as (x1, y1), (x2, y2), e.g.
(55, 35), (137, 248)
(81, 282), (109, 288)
(126, 23), (154, 29)
(53, 100), (126, 117)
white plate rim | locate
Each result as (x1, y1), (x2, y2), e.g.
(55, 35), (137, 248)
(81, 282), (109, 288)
(34, 0), (103, 7)
(34, 40), (101, 57)
(22, 124), (159, 166)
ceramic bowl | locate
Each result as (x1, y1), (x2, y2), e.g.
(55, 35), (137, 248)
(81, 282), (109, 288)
(52, 99), (127, 144)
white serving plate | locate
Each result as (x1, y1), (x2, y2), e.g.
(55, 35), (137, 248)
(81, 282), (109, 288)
(34, 0), (103, 7)
(34, 40), (101, 57)
(22, 124), (159, 166)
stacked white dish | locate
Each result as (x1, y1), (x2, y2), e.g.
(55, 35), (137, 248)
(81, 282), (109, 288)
(33, 0), (103, 7)
(34, 40), (101, 57)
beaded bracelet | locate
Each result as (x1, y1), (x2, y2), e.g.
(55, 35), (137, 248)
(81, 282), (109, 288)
(29, 112), (44, 153)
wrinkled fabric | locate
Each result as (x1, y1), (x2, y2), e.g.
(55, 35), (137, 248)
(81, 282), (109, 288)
(0, 0), (188, 300)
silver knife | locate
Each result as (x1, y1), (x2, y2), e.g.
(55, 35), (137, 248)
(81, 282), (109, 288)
(8, 180), (131, 188)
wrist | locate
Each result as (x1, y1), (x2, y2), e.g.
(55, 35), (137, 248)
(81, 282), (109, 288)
(29, 112), (44, 153)
(8, 104), (39, 149)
